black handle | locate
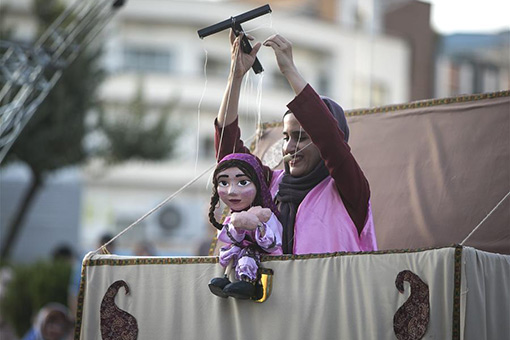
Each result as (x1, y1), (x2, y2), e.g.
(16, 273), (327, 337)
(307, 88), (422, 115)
(233, 23), (263, 74)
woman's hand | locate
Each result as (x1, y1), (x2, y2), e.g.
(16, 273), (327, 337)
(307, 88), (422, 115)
(217, 30), (261, 127)
(263, 34), (296, 75)
(229, 30), (261, 80)
(263, 34), (306, 95)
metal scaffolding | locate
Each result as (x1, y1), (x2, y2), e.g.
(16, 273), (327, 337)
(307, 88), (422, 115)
(0, 0), (125, 163)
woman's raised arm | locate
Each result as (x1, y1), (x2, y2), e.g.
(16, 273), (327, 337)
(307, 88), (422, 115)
(217, 31), (261, 127)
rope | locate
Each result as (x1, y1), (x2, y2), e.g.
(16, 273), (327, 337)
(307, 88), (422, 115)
(460, 191), (510, 245)
(97, 26), (278, 254)
(195, 48), (208, 175)
(95, 131), (260, 255)
(94, 162), (217, 254)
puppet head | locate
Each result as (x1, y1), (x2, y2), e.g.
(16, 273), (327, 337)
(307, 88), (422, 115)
(208, 153), (277, 230)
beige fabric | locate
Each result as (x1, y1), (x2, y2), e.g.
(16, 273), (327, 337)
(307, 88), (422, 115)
(253, 94), (510, 254)
(461, 247), (510, 339)
(79, 248), (459, 339)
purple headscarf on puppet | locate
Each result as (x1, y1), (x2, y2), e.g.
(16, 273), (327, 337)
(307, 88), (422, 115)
(218, 153), (279, 217)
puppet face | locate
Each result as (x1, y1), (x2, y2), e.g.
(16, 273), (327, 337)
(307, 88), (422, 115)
(283, 113), (322, 177)
(216, 167), (257, 211)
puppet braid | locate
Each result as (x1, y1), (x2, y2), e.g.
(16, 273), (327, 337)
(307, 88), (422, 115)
(208, 192), (224, 230)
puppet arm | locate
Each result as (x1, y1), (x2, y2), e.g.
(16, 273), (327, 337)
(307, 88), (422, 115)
(255, 214), (283, 254)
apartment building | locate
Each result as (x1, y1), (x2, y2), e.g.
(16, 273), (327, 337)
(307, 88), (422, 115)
(2, 0), (411, 258)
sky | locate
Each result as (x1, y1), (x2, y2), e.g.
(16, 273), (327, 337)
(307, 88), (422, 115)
(422, 0), (510, 34)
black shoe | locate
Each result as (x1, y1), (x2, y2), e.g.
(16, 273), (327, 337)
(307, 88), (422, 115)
(223, 281), (255, 300)
(208, 276), (231, 298)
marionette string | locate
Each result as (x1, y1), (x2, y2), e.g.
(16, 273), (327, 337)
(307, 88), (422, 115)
(94, 162), (217, 254)
(215, 19), (275, 159)
(195, 47), (208, 174)
(97, 19), (278, 253)
(460, 190), (510, 246)
(96, 131), (260, 254)
(254, 73), (264, 151)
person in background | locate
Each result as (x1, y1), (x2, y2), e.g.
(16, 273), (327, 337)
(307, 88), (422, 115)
(133, 241), (156, 256)
(22, 303), (73, 340)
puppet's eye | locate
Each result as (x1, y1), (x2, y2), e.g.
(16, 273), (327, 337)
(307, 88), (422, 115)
(218, 180), (228, 187)
(238, 180), (251, 187)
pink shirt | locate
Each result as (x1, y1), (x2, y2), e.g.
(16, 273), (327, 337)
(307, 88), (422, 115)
(215, 84), (378, 254)
(270, 170), (377, 253)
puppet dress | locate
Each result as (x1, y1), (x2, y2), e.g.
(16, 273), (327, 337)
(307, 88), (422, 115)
(218, 213), (283, 281)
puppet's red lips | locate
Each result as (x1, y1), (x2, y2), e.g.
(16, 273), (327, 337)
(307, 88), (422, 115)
(229, 199), (241, 204)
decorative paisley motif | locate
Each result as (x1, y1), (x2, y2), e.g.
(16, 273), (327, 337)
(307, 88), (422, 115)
(100, 280), (139, 340)
(393, 270), (430, 340)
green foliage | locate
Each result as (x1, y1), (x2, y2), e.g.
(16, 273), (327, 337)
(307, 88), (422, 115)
(0, 260), (72, 337)
(5, 0), (104, 174)
(9, 49), (104, 174)
(100, 81), (180, 163)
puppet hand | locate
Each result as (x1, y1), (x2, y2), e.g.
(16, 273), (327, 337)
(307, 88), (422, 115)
(230, 211), (259, 231)
(247, 206), (271, 223)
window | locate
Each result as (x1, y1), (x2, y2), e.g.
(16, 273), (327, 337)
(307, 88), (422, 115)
(200, 135), (215, 159)
(203, 56), (229, 77)
(123, 46), (173, 73)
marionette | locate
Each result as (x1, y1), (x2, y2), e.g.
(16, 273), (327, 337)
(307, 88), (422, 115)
(208, 153), (282, 299)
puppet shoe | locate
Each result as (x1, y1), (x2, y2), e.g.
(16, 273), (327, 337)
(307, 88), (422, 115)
(223, 281), (255, 300)
(208, 276), (231, 298)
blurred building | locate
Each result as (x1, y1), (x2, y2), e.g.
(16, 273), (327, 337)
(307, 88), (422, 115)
(2, 0), (412, 258)
(434, 31), (510, 97)
(80, 0), (412, 254)
(0, 165), (81, 263)
(5, 0), (456, 258)
(384, 0), (436, 101)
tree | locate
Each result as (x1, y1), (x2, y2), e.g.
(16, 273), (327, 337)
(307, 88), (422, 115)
(98, 78), (179, 163)
(0, 260), (72, 337)
(0, 0), (104, 259)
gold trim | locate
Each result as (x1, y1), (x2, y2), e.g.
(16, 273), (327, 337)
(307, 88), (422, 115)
(345, 90), (509, 117)
(452, 245), (463, 340)
(81, 244), (459, 268)
(256, 90), (510, 132)
(259, 244), (461, 262)
(253, 268), (274, 303)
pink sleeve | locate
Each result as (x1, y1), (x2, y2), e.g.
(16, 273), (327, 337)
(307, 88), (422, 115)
(217, 223), (246, 244)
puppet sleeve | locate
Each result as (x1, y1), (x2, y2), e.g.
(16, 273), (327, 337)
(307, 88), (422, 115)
(255, 214), (283, 255)
(217, 223), (246, 245)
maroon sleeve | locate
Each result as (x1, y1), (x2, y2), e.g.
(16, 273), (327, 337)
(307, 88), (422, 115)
(214, 117), (250, 160)
(287, 84), (370, 235)
(214, 118), (273, 182)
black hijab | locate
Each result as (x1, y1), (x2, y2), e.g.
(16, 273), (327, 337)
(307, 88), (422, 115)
(276, 97), (349, 254)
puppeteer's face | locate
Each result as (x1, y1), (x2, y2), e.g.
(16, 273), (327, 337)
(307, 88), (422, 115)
(283, 113), (322, 177)
(216, 167), (257, 211)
